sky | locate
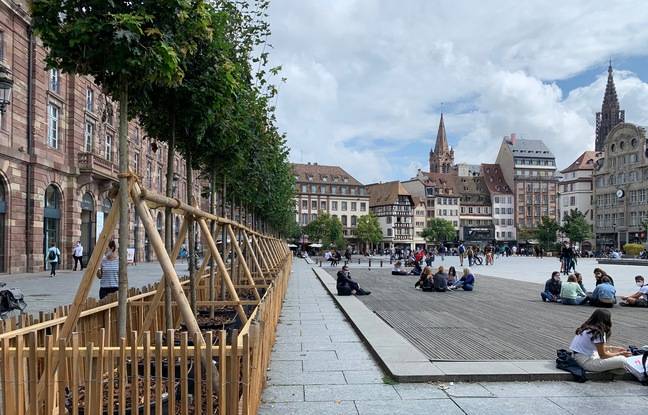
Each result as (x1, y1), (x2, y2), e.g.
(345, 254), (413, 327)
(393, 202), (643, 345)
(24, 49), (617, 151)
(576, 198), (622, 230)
(266, 0), (648, 184)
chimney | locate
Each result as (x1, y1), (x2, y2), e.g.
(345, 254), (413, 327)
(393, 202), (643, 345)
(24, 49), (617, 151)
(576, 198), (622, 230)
(510, 133), (517, 145)
(307, 162), (311, 165)
(313, 162), (318, 166)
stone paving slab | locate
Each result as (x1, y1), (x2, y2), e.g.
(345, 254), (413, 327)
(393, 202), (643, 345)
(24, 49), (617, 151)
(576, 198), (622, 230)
(258, 259), (646, 415)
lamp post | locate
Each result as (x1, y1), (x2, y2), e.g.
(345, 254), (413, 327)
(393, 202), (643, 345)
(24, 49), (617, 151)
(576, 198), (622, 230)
(612, 223), (618, 251)
(0, 64), (13, 113)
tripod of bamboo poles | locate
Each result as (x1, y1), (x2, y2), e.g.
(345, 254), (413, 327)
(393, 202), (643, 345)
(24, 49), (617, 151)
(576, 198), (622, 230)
(32, 174), (287, 407)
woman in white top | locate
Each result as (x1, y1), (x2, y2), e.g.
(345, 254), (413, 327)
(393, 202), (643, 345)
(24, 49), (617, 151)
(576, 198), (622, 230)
(569, 309), (630, 373)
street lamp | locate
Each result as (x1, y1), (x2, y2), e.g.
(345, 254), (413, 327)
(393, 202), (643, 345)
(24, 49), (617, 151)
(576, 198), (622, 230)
(0, 64), (13, 113)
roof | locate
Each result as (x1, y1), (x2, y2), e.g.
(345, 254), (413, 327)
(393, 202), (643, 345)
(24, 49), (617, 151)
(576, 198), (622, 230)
(433, 113), (449, 154)
(366, 181), (412, 206)
(480, 164), (513, 194)
(292, 163), (363, 186)
(505, 138), (555, 159)
(425, 172), (458, 195)
(560, 151), (600, 173)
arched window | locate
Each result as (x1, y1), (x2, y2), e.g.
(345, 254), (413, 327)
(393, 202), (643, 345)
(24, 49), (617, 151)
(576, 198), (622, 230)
(44, 185), (62, 268)
(156, 212), (163, 237)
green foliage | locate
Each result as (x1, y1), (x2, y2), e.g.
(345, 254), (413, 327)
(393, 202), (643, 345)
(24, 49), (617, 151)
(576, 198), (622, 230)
(561, 209), (592, 244)
(536, 216), (559, 249)
(623, 243), (644, 257)
(421, 218), (456, 243)
(304, 213), (346, 249)
(355, 213), (383, 246)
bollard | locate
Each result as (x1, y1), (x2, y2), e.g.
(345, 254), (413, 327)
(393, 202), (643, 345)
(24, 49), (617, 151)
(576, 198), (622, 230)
(369, 259), (372, 267)
(380, 260), (383, 267)
(389, 258), (392, 264)
(358, 258), (361, 264)
(344, 260), (348, 266)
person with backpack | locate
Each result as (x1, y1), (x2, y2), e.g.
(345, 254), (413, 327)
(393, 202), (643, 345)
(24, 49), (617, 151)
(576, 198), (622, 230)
(46, 242), (61, 278)
(458, 242), (465, 266)
(569, 309), (630, 373)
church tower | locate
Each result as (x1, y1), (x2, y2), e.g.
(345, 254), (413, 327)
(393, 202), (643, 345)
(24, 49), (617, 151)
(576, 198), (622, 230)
(595, 62), (624, 152)
(429, 113), (454, 174)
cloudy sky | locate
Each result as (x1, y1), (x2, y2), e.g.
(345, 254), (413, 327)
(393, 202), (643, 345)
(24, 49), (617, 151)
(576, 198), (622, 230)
(266, 0), (648, 184)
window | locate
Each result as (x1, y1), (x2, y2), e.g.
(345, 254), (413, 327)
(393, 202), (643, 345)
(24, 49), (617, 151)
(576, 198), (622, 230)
(84, 121), (94, 152)
(311, 185), (317, 193)
(49, 69), (60, 93)
(301, 213), (308, 224)
(386, 216), (392, 224)
(495, 208), (500, 214)
(351, 215), (357, 226)
(146, 161), (152, 188)
(360, 202), (366, 211)
(133, 152), (140, 173)
(301, 200), (307, 209)
(387, 228), (393, 236)
(570, 196), (576, 206)
(341, 215), (347, 226)
(341, 201), (347, 211)
(331, 186), (337, 194)
(351, 202), (357, 211)
(47, 103), (60, 148)
(494, 196), (500, 203)
(320, 201), (327, 210)
(311, 200), (317, 210)
(312, 213), (317, 221)
(105, 133), (113, 161)
(86, 88), (94, 112)
(301, 184), (307, 193)
(332, 201), (338, 210)
(158, 166), (163, 192)
(0, 32), (4, 61)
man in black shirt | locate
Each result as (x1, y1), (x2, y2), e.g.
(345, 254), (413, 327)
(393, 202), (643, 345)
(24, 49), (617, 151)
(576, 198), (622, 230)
(336, 266), (370, 296)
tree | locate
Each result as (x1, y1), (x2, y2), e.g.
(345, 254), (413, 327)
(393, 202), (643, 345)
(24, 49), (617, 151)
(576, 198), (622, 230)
(421, 218), (456, 243)
(536, 216), (560, 250)
(304, 213), (345, 249)
(355, 213), (382, 252)
(32, 0), (211, 337)
(561, 209), (592, 245)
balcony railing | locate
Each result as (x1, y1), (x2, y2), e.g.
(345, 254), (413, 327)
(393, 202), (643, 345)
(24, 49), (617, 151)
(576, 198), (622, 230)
(78, 152), (119, 181)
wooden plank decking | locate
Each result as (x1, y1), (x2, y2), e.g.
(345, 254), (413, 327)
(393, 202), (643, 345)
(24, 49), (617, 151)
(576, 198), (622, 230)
(326, 268), (648, 361)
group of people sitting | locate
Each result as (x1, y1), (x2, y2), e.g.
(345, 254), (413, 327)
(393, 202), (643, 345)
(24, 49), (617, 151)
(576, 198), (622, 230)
(541, 267), (647, 308)
(414, 266), (475, 292)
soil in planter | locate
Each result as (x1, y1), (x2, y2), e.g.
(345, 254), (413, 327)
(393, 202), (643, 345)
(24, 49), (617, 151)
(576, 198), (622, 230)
(175, 380), (220, 414)
(66, 374), (174, 415)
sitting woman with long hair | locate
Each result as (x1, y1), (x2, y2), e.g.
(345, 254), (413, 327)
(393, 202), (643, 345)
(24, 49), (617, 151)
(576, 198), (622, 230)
(569, 309), (630, 373)
(415, 266), (434, 291)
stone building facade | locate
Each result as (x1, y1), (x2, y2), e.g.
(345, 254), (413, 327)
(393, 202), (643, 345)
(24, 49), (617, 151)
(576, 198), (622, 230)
(0, 1), (202, 274)
(292, 163), (369, 249)
(481, 164), (516, 242)
(593, 123), (648, 249)
(366, 181), (414, 251)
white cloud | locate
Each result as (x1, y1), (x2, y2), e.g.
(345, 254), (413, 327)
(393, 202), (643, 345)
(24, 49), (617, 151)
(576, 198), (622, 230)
(266, 0), (648, 183)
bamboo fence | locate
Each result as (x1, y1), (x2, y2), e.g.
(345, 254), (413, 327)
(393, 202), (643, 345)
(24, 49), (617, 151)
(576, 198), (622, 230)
(0, 177), (293, 415)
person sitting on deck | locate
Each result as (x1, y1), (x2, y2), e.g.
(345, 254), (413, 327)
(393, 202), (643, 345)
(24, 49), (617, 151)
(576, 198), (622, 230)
(447, 266), (458, 285)
(433, 266), (448, 292)
(409, 261), (423, 275)
(560, 274), (587, 305)
(593, 268), (614, 286)
(588, 276), (616, 308)
(620, 275), (648, 307)
(415, 266), (434, 291)
(391, 261), (408, 276)
(575, 272), (587, 293)
(541, 271), (562, 302)
(336, 265), (370, 296)
(569, 309), (630, 374)
(449, 268), (475, 291)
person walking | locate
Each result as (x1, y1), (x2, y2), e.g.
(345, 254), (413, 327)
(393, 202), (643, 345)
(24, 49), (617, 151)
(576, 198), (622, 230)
(97, 240), (119, 299)
(46, 241), (61, 278)
(458, 242), (466, 266)
(72, 241), (84, 271)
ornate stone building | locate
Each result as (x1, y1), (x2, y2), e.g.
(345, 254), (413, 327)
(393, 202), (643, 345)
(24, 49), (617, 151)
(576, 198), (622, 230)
(366, 181), (414, 251)
(429, 114), (454, 174)
(0, 1), (203, 274)
(593, 123), (648, 249)
(595, 63), (624, 152)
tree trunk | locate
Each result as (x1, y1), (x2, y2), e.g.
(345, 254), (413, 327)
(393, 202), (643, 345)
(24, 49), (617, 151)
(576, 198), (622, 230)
(220, 178), (227, 301)
(117, 82), (129, 339)
(164, 117), (176, 331)
(209, 170), (216, 318)
(186, 153), (196, 314)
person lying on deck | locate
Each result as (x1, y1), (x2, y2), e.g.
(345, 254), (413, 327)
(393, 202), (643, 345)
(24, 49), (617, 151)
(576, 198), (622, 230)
(391, 261), (408, 276)
(336, 265), (370, 296)
(449, 268), (475, 291)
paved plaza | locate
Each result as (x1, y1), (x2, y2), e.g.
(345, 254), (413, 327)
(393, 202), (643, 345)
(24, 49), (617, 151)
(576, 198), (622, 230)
(0, 261), (191, 313)
(259, 259), (648, 415)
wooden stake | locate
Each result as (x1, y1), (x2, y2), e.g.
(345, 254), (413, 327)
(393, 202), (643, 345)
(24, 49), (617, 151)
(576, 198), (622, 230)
(241, 230), (267, 285)
(226, 225), (260, 301)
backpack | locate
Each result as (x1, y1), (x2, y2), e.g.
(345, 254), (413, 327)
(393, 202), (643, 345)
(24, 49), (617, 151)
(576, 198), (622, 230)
(48, 249), (57, 261)
(555, 349), (587, 382)
(459, 245), (465, 254)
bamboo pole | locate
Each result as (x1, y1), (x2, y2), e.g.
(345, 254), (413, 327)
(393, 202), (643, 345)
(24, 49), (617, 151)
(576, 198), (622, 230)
(196, 218), (247, 324)
(241, 230), (267, 285)
(226, 225), (260, 301)
(136, 217), (187, 343)
(252, 236), (271, 274)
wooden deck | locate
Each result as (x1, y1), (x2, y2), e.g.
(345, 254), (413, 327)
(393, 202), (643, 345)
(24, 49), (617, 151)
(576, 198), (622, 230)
(326, 268), (648, 361)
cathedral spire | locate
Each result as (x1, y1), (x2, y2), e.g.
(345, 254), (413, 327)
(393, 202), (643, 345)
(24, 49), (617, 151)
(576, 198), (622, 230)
(434, 113), (449, 153)
(595, 61), (624, 152)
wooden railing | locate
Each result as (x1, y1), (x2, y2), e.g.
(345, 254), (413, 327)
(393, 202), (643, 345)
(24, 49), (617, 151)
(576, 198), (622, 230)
(0, 177), (293, 415)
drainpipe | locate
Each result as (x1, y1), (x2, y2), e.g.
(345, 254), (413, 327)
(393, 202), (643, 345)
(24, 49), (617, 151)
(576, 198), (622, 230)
(25, 26), (35, 272)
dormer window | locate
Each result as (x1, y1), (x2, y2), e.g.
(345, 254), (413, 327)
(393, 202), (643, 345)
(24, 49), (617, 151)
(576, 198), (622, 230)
(322, 176), (328, 182)
(307, 175), (313, 182)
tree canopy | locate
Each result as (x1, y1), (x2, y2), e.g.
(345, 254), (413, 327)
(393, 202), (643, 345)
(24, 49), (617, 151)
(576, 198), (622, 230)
(303, 213), (346, 249)
(421, 218), (456, 243)
(536, 216), (559, 249)
(355, 213), (382, 249)
(561, 209), (592, 244)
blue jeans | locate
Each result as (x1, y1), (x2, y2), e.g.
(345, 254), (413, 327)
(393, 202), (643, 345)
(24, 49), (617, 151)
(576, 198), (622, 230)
(541, 291), (557, 302)
(562, 297), (586, 305)
(452, 281), (474, 291)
